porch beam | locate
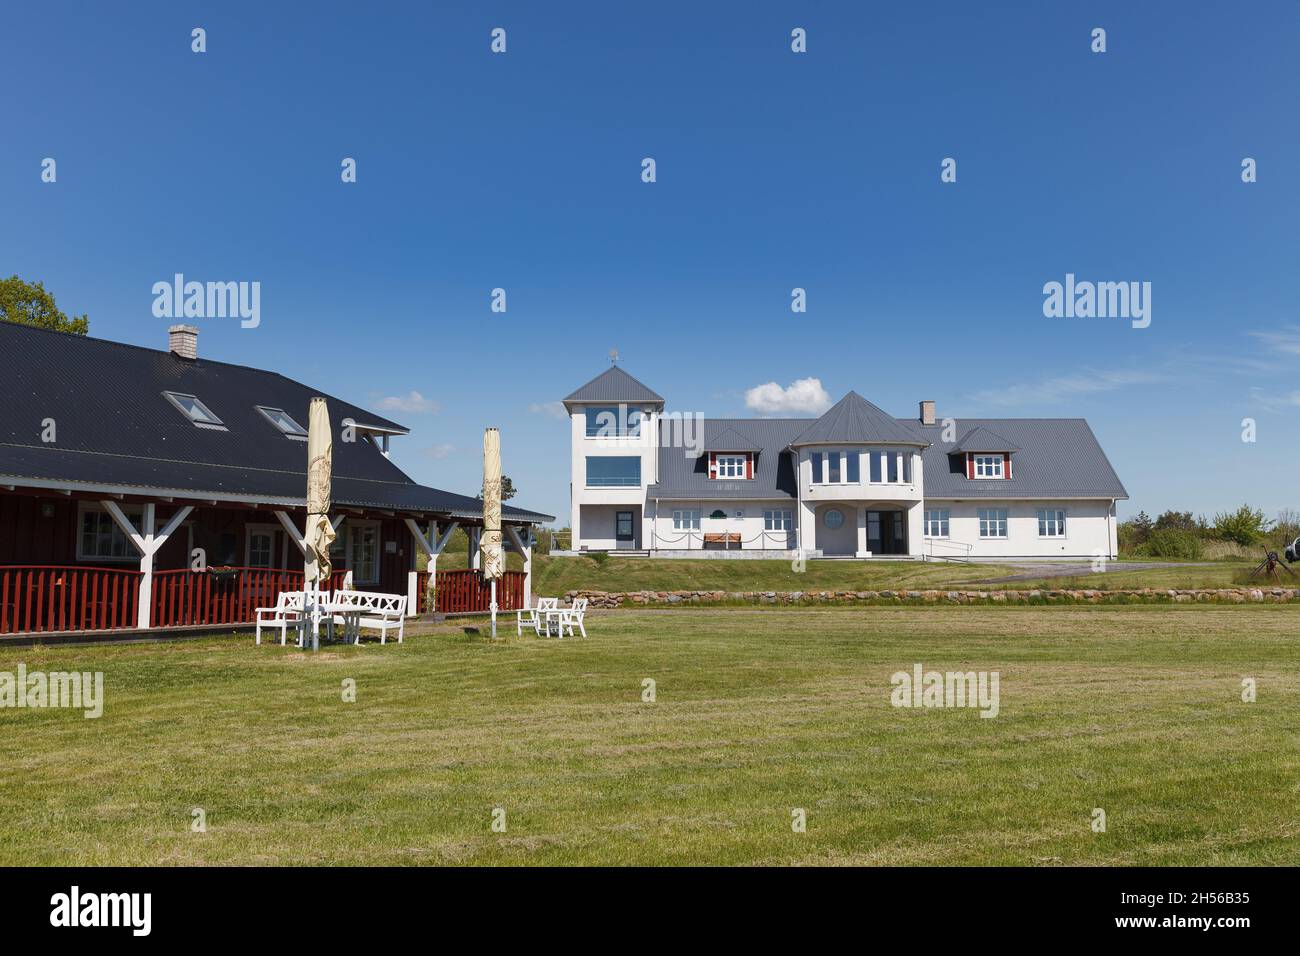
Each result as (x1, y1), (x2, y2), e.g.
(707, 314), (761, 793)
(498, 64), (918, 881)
(274, 510), (309, 557)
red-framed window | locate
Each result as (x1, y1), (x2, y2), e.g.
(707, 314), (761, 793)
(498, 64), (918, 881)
(966, 453), (1012, 479)
(708, 452), (753, 479)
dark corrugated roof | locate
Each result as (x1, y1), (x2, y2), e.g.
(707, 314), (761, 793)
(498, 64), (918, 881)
(649, 418), (804, 500)
(0, 322), (553, 521)
(790, 391), (928, 446)
(705, 427), (763, 452)
(563, 366), (664, 406)
(950, 425), (1021, 453)
(644, 411), (1126, 502)
(915, 418), (1127, 499)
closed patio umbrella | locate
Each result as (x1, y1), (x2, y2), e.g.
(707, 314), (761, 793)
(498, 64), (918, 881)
(304, 397), (336, 650)
(482, 427), (503, 638)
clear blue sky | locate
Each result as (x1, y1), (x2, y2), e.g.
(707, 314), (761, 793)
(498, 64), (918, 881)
(4, 1), (1298, 524)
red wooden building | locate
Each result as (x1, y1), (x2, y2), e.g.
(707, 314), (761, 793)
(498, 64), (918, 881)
(0, 322), (551, 638)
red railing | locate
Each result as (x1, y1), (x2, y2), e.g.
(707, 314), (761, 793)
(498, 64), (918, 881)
(150, 567), (348, 628)
(416, 569), (525, 614)
(0, 565), (142, 635)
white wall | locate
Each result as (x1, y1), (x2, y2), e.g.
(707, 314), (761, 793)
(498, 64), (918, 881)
(570, 403), (660, 548)
(923, 499), (1117, 559)
(646, 499), (796, 550)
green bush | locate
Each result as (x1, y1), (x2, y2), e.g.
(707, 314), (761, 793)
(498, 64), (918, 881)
(1212, 504), (1270, 547)
(1143, 528), (1203, 560)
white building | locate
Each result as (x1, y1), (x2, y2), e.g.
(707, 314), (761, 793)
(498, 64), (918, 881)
(564, 367), (1127, 560)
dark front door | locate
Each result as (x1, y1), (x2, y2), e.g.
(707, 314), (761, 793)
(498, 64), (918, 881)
(867, 511), (907, 555)
(615, 511), (635, 549)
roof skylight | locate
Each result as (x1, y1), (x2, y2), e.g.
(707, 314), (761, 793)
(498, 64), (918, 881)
(162, 391), (226, 430)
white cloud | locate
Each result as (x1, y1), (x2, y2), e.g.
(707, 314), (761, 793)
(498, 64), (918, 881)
(967, 369), (1167, 408)
(1248, 326), (1300, 357)
(744, 377), (832, 416)
(529, 400), (567, 419)
(422, 443), (455, 459)
(373, 390), (440, 414)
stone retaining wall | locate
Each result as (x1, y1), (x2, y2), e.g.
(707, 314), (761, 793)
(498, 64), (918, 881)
(563, 587), (1300, 608)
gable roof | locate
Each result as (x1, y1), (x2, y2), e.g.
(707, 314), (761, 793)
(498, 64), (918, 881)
(563, 366), (664, 407)
(950, 426), (1021, 454)
(0, 322), (552, 522)
(916, 417), (1127, 499)
(790, 391), (928, 447)
(705, 427), (763, 452)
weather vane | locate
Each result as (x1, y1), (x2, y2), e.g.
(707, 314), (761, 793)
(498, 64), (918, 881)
(609, 348), (619, 366)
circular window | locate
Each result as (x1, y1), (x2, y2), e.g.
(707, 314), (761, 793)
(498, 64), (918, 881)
(824, 508), (844, 529)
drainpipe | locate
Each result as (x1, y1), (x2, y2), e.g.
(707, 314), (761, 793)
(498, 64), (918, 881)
(793, 444), (803, 555)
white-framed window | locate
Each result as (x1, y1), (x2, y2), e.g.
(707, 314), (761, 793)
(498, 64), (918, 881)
(764, 509), (793, 531)
(348, 521), (381, 585)
(1037, 508), (1066, 537)
(672, 509), (701, 530)
(77, 504), (141, 562)
(974, 455), (1005, 478)
(716, 454), (747, 479)
(75, 503), (189, 562)
(162, 391), (226, 430)
(924, 508), (950, 538)
(256, 406), (308, 438)
(978, 508), (1008, 538)
(244, 523), (278, 568)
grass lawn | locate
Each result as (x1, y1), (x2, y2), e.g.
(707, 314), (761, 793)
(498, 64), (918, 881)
(1, 605), (1297, 865)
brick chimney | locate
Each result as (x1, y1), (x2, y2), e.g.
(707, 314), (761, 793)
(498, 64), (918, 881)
(168, 325), (199, 359)
(919, 400), (936, 426)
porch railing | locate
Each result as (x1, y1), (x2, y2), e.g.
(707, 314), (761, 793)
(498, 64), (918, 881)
(0, 565), (142, 635)
(150, 567), (348, 628)
(415, 569), (525, 614)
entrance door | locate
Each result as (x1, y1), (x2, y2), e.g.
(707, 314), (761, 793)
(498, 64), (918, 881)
(615, 511), (635, 549)
(867, 511), (907, 555)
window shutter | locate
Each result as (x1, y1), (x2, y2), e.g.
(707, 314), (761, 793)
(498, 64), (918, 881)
(1004, 453), (1012, 480)
(966, 453), (974, 479)
(745, 454), (753, 479)
(708, 453), (717, 479)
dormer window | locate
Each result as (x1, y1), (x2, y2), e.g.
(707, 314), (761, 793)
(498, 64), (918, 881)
(162, 391), (226, 430)
(709, 453), (752, 479)
(256, 406), (308, 438)
(966, 453), (1012, 479)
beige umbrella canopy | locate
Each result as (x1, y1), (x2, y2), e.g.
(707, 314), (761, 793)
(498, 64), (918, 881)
(481, 427), (504, 580)
(305, 397), (337, 592)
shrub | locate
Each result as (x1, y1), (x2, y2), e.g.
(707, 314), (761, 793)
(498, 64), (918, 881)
(1212, 504), (1270, 547)
(1143, 528), (1203, 560)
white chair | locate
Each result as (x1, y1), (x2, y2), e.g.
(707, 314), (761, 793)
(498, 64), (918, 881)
(556, 597), (588, 639)
(517, 597), (559, 636)
(330, 590), (407, 643)
(255, 591), (305, 646)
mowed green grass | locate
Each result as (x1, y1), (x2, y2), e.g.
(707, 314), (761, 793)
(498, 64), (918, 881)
(1, 605), (1297, 866)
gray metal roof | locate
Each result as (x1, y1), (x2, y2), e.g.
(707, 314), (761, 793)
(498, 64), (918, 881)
(644, 410), (1127, 502)
(648, 418), (804, 500)
(917, 418), (1127, 499)
(563, 367), (664, 407)
(705, 427), (763, 452)
(950, 425), (1021, 453)
(790, 391), (928, 446)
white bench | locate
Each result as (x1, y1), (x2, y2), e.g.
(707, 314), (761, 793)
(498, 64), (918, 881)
(330, 590), (407, 644)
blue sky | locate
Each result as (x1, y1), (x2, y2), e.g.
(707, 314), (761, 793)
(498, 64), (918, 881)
(3, 1), (1298, 524)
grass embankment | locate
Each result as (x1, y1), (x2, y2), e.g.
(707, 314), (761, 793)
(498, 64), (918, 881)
(1, 604), (1296, 865)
